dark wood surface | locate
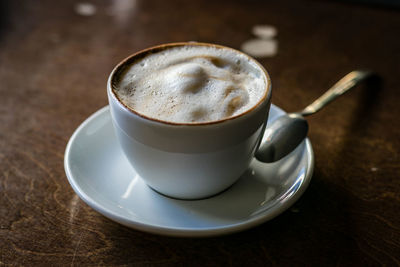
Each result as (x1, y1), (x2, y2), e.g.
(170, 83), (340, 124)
(1, 0), (399, 265)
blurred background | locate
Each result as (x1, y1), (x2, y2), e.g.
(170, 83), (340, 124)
(0, 0), (399, 265)
(1, 0), (399, 114)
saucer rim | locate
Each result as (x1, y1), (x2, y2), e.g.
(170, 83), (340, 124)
(64, 105), (314, 237)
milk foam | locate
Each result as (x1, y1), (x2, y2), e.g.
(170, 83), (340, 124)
(113, 45), (267, 123)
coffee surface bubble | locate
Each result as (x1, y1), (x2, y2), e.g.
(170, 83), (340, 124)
(113, 45), (267, 123)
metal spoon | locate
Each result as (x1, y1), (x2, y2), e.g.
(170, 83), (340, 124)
(255, 70), (373, 163)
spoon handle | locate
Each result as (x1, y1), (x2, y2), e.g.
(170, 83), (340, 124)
(298, 70), (373, 116)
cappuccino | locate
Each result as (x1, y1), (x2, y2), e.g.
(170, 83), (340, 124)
(113, 44), (268, 123)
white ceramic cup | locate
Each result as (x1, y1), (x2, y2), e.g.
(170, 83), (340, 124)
(107, 42), (272, 199)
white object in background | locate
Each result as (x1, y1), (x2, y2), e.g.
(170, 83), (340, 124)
(242, 24), (278, 58)
(241, 39), (278, 58)
(252, 25), (278, 39)
(75, 2), (97, 16)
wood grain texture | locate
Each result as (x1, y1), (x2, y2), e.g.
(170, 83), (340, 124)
(0, 0), (399, 265)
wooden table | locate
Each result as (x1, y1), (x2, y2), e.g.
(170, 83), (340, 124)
(1, 0), (399, 265)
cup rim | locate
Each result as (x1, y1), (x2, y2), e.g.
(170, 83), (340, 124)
(108, 42), (272, 126)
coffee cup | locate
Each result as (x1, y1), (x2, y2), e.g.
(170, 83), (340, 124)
(107, 42), (272, 199)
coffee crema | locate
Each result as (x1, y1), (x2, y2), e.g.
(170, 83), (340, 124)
(113, 44), (268, 123)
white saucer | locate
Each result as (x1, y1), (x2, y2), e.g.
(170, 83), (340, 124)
(64, 105), (314, 237)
